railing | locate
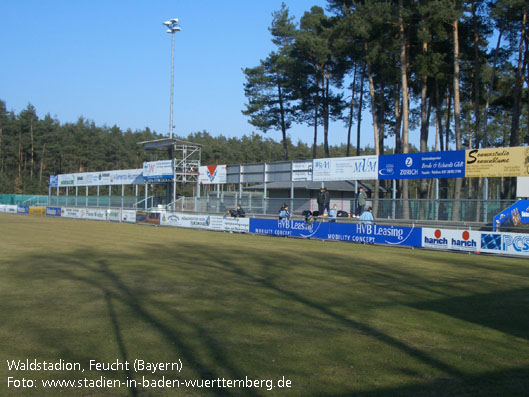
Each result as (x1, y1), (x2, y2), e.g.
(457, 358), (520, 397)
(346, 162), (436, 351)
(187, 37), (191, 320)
(1, 194), (515, 224)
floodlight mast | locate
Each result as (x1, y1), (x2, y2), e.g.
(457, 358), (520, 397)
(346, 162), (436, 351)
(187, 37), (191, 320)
(163, 18), (180, 139)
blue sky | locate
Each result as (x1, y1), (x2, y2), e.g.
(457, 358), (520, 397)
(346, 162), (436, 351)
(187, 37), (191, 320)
(0, 0), (380, 150)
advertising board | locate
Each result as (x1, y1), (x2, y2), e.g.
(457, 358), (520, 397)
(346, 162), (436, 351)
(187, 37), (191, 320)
(61, 207), (82, 219)
(422, 228), (479, 252)
(479, 232), (529, 257)
(199, 165), (227, 185)
(136, 211), (161, 225)
(46, 207), (62, 217)
(378, 151), (465, 180)
(29, 206), (46, 216)
(143, 160), (173, 182)
(313, 156), (378, 181)
(465, 146), (529, 178)
(58, 174), (75, 187)
(107, 209), (121, 222)
(49, 175), (58, 188)
(249, 219), (420, 247)
(17, 206), (29, 214)
(492, 200), (529, 231)
(222, 217), (250, 233)
(292, 161), (313, 182)
(121, 210), (136, 223)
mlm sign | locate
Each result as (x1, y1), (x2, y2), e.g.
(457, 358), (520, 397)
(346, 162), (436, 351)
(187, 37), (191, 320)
(312, 156), (378, 181)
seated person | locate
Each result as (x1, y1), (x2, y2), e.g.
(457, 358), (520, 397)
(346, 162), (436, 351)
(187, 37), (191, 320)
(233, 204), (245, 218)
(328, 204), (338, 222)
(359, 207), (375, 225)
(279, 204), (290, 220)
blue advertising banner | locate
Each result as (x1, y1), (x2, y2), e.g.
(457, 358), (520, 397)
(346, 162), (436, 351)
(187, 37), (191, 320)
(249, 219), (421, 247)
(378, 151), (466, 180)
(493, 200), (529, 231)
(17, 206), (29, 214)
(46, 207), (62, 217)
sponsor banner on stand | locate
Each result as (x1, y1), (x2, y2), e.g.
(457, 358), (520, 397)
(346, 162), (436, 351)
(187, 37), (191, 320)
(17, 206), (29, 214)
(465, 146), (529, 178)
(46, 207), (62, 217)
(313, 156), (378, 181)
(136, 211), (161, 225)
(58, 174), (75, 187)
(249, 219), (421, 247)
(143, 160), (174, 182)
(292, 161), (313, 182)
(121, 210), (137, 223)
(422, 228), (479, 252)
(378, 151), (465, 180)
(29, 206), (46, 216)
(199, 165), (227, 185)
(0, 204), (6, 213)
(49, 175), (58, 188)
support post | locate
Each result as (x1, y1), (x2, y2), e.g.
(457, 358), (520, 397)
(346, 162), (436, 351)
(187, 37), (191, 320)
(483, 177), (488, 223)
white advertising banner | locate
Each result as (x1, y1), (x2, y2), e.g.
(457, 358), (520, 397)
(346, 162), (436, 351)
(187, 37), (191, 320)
(160, 212), (250, 233)
(479, 231), (529, 257)
(422, 228), (479, 252)
(108, 169), (143, 185)
(58, 174), (75, 187)
(292, 161), (313, 182)
(121, 210), (137, 223)
(423, 227), (529, 257)
(199, 165), (227, 185)
(222, 217), (250, 233)
(61, 207), (82, 219)
(143, 160), (173, 181)
(107, 209), (121, 222)
(82, 208), (108, 221)
(0, 205), (17, 213)
(312, 156), (378, 181)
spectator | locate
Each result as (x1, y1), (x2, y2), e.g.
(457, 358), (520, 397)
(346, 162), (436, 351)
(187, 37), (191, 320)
(328, 204), (338, 222)
(356, 187), (367, 217)
(317, 187), (331, 215)
(234, 204), (245, 218)
(279, 204), (290, 220)
(359, 207), (375, 225)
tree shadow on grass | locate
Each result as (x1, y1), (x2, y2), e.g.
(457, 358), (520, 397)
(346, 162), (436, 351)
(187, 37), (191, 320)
(4, 238), (529, 396)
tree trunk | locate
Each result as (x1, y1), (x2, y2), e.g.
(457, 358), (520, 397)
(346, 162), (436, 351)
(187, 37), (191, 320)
(471, 0), (481, 149)
(276, 71), (289, 161)
(399, 0), (410, 220)
(323, 66), (330, 157)
(394, 84), (402, 154)
(452, 9), (463, 221)
(356, 64), (366, 157)
(346, 64), (357, 157)
(30, 120), (34, 180)
(419, 43), (429, 219)
(312, 93), (319, 159)
(483, 20), (504, 147)
(39, 144), (46, 187)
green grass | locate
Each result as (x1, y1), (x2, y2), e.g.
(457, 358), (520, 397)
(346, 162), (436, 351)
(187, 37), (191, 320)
(1, 213), (529, 396)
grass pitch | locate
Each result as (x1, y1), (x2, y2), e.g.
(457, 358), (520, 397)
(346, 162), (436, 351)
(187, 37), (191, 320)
(1, 214), (529, 396)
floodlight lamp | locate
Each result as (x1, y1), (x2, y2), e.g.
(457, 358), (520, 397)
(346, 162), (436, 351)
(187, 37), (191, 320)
(163, 21), (172, 26)
(166, 29), (172, 33)
(172, 27), (181, 32)
(171, 18), (179, 23)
